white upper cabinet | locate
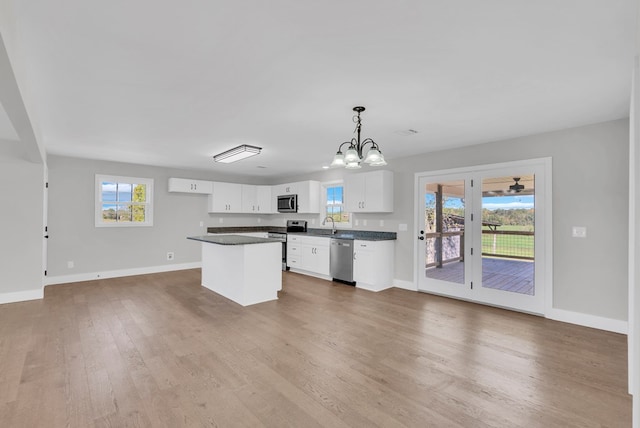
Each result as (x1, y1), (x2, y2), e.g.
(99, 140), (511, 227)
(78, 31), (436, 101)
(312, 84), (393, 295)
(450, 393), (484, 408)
(297, 181), (320, 213)
(168, 178), (213, 194)
(271, 182), (298, 195)
(208, 182), (242, 213)
(241, 185), (274, 214)
(345, 170), (393, 213)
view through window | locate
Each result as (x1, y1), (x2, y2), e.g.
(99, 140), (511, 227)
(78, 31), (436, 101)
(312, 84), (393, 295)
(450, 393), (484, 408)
(95, 175), (154, 227)
(325, 184), (350, 224)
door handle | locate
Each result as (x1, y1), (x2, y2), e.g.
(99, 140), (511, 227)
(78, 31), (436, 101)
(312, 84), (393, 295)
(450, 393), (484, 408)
(418, 236), (424, 240)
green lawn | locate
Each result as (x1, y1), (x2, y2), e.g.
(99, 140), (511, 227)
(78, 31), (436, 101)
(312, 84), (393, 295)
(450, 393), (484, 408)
(482, 225), (534, 258)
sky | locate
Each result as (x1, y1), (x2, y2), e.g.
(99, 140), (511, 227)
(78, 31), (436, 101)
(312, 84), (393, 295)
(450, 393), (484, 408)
(482, 195), (534, 210)
(425, 194), (534, 210)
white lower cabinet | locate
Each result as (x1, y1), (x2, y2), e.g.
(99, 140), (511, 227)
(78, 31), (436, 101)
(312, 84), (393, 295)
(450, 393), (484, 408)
(287, 235), (330, 277)
(353, 240), (394, 292)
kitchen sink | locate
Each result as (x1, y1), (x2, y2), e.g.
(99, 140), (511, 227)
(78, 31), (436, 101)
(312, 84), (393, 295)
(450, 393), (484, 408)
(334, 233), (354, 239)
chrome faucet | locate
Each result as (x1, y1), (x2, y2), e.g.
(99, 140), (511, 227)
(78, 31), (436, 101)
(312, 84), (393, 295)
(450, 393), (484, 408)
(322, 216), (337, 234)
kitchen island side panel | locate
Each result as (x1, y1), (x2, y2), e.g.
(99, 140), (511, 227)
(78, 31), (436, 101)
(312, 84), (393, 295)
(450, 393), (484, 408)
(200, 241), (280, 306)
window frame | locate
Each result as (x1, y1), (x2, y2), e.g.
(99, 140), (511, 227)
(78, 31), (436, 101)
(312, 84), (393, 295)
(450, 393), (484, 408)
(321, 180), (352, 229)
(95, 174), (154, 227)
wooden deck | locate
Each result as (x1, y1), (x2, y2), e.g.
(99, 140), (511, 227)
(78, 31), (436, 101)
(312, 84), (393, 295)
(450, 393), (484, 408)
(426, 257), (534, 295)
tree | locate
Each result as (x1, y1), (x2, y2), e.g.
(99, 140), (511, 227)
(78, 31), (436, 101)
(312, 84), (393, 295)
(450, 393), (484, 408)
(132, 184), (146, 222)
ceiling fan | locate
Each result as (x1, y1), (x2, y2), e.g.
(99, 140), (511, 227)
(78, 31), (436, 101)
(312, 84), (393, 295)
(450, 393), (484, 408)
(508, 177), (525, 193)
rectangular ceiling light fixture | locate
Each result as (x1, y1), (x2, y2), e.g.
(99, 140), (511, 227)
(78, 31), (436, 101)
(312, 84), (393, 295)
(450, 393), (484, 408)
(213, 144), (262, 163)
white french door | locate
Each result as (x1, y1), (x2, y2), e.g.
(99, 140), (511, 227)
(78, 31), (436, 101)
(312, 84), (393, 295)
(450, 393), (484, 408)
(416, 159), (551, 315)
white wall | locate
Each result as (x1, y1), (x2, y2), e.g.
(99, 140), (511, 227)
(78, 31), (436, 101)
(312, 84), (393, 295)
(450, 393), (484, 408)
(45, 155), (272, 280)
(0, 24), (47, 304)
(630, 49), (640, 428)
(0, 148), (44, 302)
(281, 119), (630, 323)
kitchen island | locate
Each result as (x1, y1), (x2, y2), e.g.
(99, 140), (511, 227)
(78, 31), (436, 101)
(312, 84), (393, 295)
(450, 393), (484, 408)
(187, 235), (282, 306)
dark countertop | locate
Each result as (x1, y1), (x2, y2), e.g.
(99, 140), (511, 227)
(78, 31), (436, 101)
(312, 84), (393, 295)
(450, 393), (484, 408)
(188, 235), (282, 245)
(206, 226), (396, 241)
(206, 226), (286, 234)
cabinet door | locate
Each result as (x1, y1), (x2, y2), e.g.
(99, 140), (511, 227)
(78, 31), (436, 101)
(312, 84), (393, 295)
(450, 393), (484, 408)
(353, 242), (376, 285)
(363, 170), (393, 212)
(345, 174), (366, 212)
(256, 186), (273, 213)
(168, 178), (213, 194)
(353, 240), (394, 291)
(296, 181), (320, 213)
(273, 182), (297, 196)
(241, 184), (257, 213)
(301, 238), (330, 275)
(345, 171), (393, 213)
(312, 244), (330, 276)
(209, 182), (242, 212)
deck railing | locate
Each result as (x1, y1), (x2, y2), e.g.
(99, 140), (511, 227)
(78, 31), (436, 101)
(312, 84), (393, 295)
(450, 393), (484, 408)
(425, 231), (464, 268)
(482, 229), (534, 260)
(425, 229), (534, 268)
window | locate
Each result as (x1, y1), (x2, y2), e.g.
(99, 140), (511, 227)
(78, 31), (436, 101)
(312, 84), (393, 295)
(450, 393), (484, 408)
(95, 175), (154, 227)
(322, 181), (351, 227)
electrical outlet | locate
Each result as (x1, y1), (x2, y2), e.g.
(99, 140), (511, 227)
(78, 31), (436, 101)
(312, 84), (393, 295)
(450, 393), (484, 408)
(572, 226), (587, 238)
(167, 252), (175, 261)
(199, 221), (204, 227)
(67, 261), (74, 269)
(379, 220), (384, 227)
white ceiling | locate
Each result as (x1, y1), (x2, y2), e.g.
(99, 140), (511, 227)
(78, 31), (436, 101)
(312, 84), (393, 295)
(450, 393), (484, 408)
(1, 0), (636, 178)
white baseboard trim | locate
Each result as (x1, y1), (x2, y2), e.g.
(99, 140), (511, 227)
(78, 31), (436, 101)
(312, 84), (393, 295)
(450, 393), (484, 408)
(546, 308), (628, 334)
(0, 288), (44, 305)
(44, 262), (202, 286)
(287, 268), (332, 282)
(356, 283), (393, 293)
(393, 279), (417, 291)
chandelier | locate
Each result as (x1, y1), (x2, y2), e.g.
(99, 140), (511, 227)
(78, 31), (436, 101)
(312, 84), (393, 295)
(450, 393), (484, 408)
(330, 106), (386, 169)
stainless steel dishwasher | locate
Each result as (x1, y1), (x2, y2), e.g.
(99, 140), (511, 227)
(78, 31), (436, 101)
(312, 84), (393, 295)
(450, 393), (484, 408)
(330, 238), (354, 284)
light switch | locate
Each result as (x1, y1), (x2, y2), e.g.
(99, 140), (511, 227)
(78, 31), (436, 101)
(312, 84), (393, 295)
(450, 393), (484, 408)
(572, 226), (587, 238)
(399, 223), (408, 231)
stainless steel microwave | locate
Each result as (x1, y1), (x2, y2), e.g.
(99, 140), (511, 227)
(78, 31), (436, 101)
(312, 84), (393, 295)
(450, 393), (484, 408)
(277, 194), (298, 213)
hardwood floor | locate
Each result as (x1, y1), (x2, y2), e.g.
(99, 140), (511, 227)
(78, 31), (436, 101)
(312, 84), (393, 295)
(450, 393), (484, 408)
(0, 269), (631, 427)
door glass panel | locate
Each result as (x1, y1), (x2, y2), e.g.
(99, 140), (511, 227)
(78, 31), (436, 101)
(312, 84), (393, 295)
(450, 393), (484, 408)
(424, 179), (465, 284)
(481, 175), (535, 294)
